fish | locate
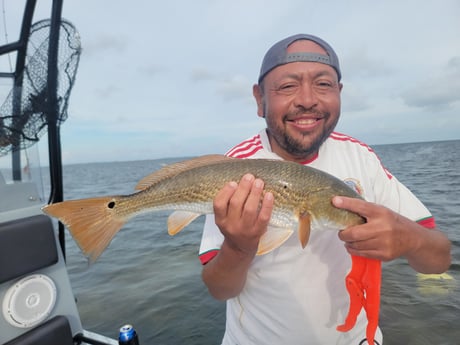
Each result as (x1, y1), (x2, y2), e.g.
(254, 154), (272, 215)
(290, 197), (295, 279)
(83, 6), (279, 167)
(42, 154), (364, 262)
(42, 154), (381, 343)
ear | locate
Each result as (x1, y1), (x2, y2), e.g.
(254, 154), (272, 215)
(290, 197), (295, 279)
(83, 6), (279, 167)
(252, 84), (265, 118)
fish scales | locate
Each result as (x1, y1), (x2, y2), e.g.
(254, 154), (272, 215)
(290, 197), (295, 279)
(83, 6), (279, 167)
(42, 155), (364, 262)
(121, 158), (361, 223)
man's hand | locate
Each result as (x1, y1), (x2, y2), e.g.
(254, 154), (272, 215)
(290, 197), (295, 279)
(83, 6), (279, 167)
(333, 196), (406, 261)
(214, 173), (274, 257)
(333, 196), (451, 273)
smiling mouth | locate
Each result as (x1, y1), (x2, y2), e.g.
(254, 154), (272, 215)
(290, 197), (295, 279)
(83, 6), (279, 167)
(286, 117), (323, 127)
(292, 118), (320, 125)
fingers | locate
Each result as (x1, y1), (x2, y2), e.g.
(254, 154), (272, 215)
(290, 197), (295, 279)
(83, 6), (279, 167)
(334, 196), (405, 261)
(334, 196), (377, 255)
(332, 196), (373, 218)
(258, 191), (274, 226)
(213, 173), (273, 228)
(213, 180), (238, 219)
(337, 219), (381, 258)
(334, 196), (379, 242)
(228, 174), (260, 219)
(213, 174), (274, 256)
(239, 176), (274, 224)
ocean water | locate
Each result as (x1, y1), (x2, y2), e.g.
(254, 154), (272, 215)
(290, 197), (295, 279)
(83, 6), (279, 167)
(61, 140), (460, 345)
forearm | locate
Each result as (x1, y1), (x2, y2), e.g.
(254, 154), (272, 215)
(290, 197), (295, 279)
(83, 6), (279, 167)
(202, 174), (272, 300)
(202, 240), (254, 301)
(403, 220), (451, 274)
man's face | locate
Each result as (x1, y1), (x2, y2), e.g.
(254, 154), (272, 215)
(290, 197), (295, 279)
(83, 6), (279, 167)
(254, 40), (342, 162)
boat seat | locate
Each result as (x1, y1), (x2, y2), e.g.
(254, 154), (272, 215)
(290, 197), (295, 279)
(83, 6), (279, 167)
(3, 315), (74, 345)
(0, 215), (58, 284)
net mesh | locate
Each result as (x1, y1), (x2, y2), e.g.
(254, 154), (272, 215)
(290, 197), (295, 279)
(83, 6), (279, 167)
(0, 19), (81, 156)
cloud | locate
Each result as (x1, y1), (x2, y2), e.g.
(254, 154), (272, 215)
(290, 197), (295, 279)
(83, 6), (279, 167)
(190, 67), (217, 82)
(3, 0), (459, 165)
(341, 46), (393, 80)
(136, 64), (165, 79)
(190, 68), (253, 103)
(216, 75), (253, 102)
(402, 56), (460, 109)
(81, 34), (128, 57)
(341, 83), (372, 113)
(93, 85), (122, 99)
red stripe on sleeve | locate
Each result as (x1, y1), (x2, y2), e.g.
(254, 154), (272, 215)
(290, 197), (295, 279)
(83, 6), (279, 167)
(417, 217), (436, 229)
(199, 249), (219, 265)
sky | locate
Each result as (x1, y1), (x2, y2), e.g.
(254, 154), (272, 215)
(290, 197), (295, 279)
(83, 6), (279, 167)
(1, 0), (459, 165)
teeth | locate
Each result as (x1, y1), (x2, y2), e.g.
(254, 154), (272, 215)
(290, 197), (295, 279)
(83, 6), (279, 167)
(295, 119), (317, 125)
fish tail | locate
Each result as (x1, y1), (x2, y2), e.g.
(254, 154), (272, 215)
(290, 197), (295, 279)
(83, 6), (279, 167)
(42, 196), (127, 262)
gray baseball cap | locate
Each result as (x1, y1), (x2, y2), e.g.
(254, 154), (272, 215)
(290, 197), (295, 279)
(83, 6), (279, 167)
(258, 33), (341, 83)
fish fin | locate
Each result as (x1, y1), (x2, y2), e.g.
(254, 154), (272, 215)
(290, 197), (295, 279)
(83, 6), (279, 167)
(135, 154), (233, 190)
(42, 197), (127, 262)
(298, 212), (311, 248)
(256, 227), (293, 255)
(167, 211), (201, 235)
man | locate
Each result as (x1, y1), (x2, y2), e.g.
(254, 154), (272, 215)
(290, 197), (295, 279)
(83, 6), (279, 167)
(199, 34), (451, 345)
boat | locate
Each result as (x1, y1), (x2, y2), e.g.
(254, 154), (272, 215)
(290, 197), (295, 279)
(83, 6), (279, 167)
(0, 1), (120, 344)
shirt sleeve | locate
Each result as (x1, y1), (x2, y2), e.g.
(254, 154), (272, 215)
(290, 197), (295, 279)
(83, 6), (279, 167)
(199, 214), (224, 264)
(372, 161), (436, 227)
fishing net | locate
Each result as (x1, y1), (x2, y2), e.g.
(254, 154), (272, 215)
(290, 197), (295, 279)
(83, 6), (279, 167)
(0, 19), (81, 156)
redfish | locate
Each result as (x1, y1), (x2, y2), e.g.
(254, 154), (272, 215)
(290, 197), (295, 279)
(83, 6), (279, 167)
(43, 154), (364, 261)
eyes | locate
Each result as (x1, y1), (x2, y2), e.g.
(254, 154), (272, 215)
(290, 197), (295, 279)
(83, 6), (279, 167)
(269, 68), (340, 96)
(275, 79), (337, 95)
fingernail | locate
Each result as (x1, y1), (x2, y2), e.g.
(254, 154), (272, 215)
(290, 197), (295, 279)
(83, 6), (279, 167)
(264, 192), (273, 201)
(333, 196), (342, 206)
(243, 174), (254, 182)
(228, 181), (238, 188)
(254, 179), (263, 189)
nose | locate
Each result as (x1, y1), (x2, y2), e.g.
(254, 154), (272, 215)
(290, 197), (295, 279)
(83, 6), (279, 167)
(293, 83), (318, 110)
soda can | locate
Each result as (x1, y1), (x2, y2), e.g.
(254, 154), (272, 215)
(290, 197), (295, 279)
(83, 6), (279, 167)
(118, 324), (139, 345)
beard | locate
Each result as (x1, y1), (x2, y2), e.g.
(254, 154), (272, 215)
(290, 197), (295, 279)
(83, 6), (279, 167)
(265, 109), (339, 159)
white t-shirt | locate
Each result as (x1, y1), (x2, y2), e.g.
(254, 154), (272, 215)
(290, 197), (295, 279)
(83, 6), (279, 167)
(199, 130), (434, 345)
